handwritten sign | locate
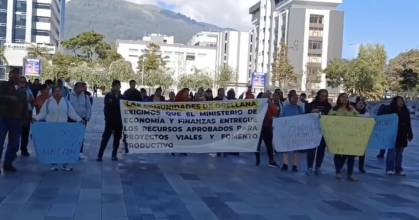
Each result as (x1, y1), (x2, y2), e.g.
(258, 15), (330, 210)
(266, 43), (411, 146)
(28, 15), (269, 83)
(273, 113), (322, 152)
(31, 122), (85, 164)
(320, 116), (375, 156)
(367, 114), (398, 149)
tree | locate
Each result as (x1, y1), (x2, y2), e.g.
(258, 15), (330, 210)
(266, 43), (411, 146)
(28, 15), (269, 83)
(62, 31), (111, 62)
(108, 59), (136, 83)
(325, 44), (387, 100)
(386, 49), (419, 92)
(178, 69), (213, 91)
(216, 65), (233, 88)
(143, 67), (174, 92)
(27, 44), (50, 59)
(137, 43), (164, 74)
(400, 69), (418, 92)
(271, 44), (297, 90)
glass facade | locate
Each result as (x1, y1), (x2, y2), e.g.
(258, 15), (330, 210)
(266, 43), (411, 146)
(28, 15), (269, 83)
(13, 0), (27, 43)
(0, 0), (6, 45)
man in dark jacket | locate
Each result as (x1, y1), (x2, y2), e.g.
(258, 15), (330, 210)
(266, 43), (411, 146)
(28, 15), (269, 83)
(97, 80), (123, 161)
(123, 80), (142, 102)
(0, 68), (28, 173)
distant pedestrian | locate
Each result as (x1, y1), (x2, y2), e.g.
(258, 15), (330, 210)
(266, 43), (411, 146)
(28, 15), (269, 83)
(150, 87), (165, 102)
(97, 80), (123, 162)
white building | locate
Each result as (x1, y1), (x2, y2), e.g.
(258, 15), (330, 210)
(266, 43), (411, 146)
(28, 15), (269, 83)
(0, 0), (65, 79)
(249, 0), (344, 92)
(117, 36), (216, 90)
(190, 31), (253, 94)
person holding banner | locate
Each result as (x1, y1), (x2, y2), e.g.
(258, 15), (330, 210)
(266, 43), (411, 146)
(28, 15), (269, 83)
(329, 93), (359, 181)
(34, 84), (50, 114)
(68, 82), (92, 158)
(353, 97), (370, 173)
(280, 92), (304, 172)
(306, 89), (332, 175)
(34, 85), (83, 171)
(255, 92), (278, 167)
(386, 96), (413, 176)
(97, 80), (123, 162)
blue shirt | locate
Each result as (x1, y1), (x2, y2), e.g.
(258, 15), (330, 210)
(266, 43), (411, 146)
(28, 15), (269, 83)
(281, 103), (303, 117)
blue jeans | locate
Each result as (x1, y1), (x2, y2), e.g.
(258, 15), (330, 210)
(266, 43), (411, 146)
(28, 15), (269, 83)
(386, 148), (404, 173)
(0, 117), (22, 166)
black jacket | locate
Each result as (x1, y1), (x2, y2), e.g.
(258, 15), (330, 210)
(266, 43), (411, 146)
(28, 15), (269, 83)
(393, 108), (413, 149)
(306, 101), (332, 115)
(123, 88), (142, 102)
(0, 81), (28, 119)
(104, 92), (122, 127)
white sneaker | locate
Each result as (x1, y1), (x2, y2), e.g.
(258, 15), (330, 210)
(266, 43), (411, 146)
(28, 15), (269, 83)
(79, 153), (86, 160)
(62, 165), (73, 172)
(50, 166), (59, 171)
(386, 170), (395, 175)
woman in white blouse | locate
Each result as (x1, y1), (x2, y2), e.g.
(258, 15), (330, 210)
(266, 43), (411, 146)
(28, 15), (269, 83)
(34, 85), (82, 171)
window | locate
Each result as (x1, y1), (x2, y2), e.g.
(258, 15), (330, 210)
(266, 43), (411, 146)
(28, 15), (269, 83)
(224, 43), (227, 51)
(224, 32), (228, 40)
(13, 27), (26, 42)
(186, 55), (195, 61)
(128, 48), (139, 53)
(309, 40), (322, 50)
(35, 3), (51, 10)
(14, 14), (26, 26)
(15, 0), (27, 13)
(0, 0), (7, 10)
(0, 25), (6, 38)
(34, 16), (50, 23)
(33, 29), (50, 36)
(0, 11), (6, 23)
(310, 15), (323, 24)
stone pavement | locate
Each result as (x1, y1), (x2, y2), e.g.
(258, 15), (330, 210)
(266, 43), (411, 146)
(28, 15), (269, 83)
(1, 98), (419, 220)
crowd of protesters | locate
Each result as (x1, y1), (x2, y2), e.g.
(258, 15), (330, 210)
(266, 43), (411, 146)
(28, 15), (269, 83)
(0, 69), (414, 181)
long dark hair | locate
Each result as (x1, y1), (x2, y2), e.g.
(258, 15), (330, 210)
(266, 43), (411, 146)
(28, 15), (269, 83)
(313, 89), (329, 103)
(390, 96), (409, 114)
(333, 93), (352, 111)
(354, 97), (367, 114)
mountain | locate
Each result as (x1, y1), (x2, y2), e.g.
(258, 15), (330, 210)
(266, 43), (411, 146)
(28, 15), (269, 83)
(65, 0), (231, 44)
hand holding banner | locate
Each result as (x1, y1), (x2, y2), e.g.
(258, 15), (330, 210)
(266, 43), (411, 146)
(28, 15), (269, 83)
(320, 116), (375, 156)
(31, 122), (85, 164)
(273, 113), (322, 152)
(367, 114), (398, 149)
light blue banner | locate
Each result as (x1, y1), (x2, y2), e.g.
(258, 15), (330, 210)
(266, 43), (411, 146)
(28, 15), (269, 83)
(367, 114), (398, 150)
(31, 122), (86, 164)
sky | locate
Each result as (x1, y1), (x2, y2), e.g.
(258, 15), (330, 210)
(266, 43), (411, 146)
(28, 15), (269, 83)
(124, 0), (419, 59)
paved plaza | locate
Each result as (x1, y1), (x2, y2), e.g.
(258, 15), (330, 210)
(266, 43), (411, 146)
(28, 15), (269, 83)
(1, 98), (419, 220)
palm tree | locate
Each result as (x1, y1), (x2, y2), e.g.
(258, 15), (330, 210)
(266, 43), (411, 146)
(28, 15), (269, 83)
(27, 44), (50, 59)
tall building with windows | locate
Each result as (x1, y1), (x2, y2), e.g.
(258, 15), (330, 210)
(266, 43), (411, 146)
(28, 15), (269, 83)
(0, 0), (65, 79)
(190, 31), (252, 94)
(249, 0), (344, 91)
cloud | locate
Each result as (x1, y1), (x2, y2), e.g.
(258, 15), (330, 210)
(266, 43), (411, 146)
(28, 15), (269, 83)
(124, 0), (259, 30)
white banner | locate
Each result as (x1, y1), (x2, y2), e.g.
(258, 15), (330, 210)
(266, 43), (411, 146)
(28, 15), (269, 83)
(273, 113), (322, 152)
(121, 99), (268, 153)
